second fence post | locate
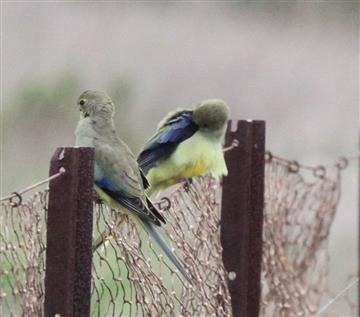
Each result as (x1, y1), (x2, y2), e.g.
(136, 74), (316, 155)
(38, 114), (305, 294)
(44, 147), (95, 317)
(221, 120), (265, 317)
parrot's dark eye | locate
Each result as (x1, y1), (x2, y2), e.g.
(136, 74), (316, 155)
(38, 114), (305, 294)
(79, 99), (85, 106)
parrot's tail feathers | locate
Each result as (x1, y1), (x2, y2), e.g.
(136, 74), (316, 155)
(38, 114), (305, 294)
(142, 221), (192, 284)
(147, 198), (166, 224)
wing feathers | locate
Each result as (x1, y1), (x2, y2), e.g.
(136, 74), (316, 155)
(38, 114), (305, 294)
(137, 110), (198, 173)
(94, 139), (163, 226)
(96, 184), (162, 226)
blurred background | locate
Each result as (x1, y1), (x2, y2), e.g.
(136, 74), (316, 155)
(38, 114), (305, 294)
(2, 1), (358, 315)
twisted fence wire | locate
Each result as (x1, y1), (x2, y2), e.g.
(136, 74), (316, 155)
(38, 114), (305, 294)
(91, 176), (232, 316)
(261, 152), (358, 317)
(0, 152), (358, 316)
(0, 190), (48, 317)
(0, 172), (64, 317)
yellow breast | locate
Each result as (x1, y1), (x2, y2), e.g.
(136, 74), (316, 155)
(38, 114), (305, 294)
(146, 131), (227, 193)
(181, 159), (209, 179)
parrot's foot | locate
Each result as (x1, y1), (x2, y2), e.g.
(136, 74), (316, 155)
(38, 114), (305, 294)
(182, 178), (193, 192)
(167, 178), (193, 195)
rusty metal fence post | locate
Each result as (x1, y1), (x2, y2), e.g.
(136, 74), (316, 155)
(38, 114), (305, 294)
(44, 147), (95, 317)
(221, 120), (265, 317)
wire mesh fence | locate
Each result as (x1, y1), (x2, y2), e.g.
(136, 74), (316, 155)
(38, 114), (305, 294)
(0, 190), (48, 317)
(261, 153), (354, 316)
(0, 152), (358, 316)
(91, 176), (231, 316)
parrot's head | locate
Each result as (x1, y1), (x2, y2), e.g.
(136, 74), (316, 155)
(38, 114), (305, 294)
(193, 99), (230, 136)
(77, 90), (115, 120)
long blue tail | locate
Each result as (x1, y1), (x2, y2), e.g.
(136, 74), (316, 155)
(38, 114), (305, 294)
(141, 220), (191, 283)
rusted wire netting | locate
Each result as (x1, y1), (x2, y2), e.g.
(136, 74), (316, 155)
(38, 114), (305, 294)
(0, 190), (48, 317)
(0, 154), (357, 316)
(261, 153), (357, 317)
(91, 176), (232, 316)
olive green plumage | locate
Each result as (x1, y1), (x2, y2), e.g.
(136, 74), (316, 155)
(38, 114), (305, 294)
(138, 99), (230, 197)
(75, 90), (190, 282)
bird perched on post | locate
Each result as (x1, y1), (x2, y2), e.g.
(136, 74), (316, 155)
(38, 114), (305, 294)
(137, 99), (230, 197)
(74, 90), (189, 282)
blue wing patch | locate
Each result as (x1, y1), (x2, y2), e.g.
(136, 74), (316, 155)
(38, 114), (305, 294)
(137, 111), (198, 173)
(95, 178), (165, 226)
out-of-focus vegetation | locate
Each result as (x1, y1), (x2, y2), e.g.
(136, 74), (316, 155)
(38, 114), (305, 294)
(2, 2), (358, 315)
(3, 73), (139, 193)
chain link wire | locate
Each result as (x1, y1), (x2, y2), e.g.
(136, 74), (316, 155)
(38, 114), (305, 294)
(261, 153), (357, 317)
(0, 190), (48, 317)
(0, 153), (358, 316)
(91, 176), (232, 316)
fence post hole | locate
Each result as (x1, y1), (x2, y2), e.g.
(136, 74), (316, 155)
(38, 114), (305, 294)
(44, 147), (95, 317)
(220, 120), (265, 317)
